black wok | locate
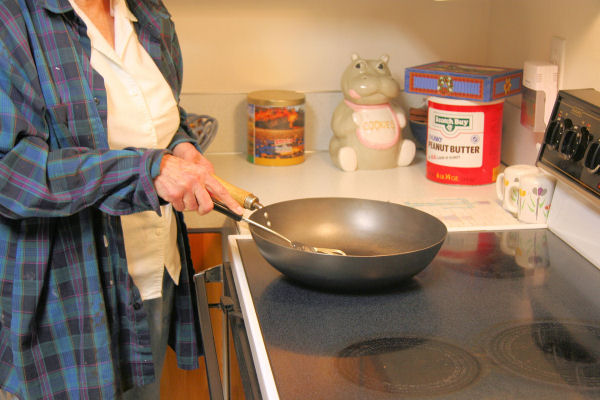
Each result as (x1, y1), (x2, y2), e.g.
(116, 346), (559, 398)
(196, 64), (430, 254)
(245, 198), (446, 291)
(213, 178), (447, 291)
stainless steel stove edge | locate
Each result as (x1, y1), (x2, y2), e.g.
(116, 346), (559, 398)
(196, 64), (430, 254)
(546, 180), (600, 269)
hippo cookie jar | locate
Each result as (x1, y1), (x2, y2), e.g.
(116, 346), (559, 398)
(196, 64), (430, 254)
(329, 54), (416, 171)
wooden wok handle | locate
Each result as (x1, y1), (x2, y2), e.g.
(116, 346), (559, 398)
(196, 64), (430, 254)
(212, 175), (263, 210)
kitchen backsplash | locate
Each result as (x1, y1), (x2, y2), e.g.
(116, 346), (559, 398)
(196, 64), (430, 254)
(180, 91), (429, 154)
(181, 91), (540, 166)
(180, 92), (342, 154)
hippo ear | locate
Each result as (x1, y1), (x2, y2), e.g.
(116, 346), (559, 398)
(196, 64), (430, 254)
(351, 53), (360, 61)
(380, 54), (389, 64)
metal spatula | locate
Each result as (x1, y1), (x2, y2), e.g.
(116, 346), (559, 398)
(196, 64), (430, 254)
(212, 200), (346, 256)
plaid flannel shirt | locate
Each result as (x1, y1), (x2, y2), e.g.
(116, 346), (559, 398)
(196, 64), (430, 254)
(0, 0), (203, 398)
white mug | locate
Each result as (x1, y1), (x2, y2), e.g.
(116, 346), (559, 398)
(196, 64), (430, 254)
(496, 164), (539, 214)
(507, 173), (556, 224)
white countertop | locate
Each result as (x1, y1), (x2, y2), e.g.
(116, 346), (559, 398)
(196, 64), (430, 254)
(184, 151), (543, 232)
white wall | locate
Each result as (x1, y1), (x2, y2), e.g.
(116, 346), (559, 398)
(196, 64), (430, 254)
(487, 0), (600, 92)
(167, 0), (493, 93)
(487, 0), (600, 165)
(166, 0), (600, 154)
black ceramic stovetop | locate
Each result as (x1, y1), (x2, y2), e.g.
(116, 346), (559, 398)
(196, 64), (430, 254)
(235, 229), (600, 399)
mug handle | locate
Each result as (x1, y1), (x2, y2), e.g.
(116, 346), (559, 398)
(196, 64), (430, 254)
(496, 172), (505, 200)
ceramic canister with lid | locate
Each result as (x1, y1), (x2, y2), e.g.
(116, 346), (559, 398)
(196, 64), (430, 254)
(247, 90), (305, 166)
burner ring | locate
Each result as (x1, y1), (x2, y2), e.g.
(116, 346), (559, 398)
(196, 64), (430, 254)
(487, 321), (600, 388)
(335, 336), (480, 396)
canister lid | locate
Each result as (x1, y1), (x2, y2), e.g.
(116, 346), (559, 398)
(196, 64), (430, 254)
(247, 90), (305, 106)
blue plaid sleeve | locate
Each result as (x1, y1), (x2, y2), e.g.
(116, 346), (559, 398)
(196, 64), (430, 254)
(0, 23), (166, 219)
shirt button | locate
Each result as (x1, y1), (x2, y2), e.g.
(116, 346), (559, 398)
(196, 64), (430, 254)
(133, 302), (142, 310)
(94, 97), (100, 104)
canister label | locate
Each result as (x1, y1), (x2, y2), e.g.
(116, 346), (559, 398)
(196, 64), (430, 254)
(427, 110), (484, 168)
(247, 103), (304, 166)
(426, 98), (503, 185)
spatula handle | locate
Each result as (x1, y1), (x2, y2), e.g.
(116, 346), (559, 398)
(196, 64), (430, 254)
(211, 200), (243, 222)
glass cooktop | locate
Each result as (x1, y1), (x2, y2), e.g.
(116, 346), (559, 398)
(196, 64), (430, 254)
(234, 229), (600, 399)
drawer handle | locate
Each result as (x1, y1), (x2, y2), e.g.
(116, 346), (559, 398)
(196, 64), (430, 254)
(194, 266), (225, 400)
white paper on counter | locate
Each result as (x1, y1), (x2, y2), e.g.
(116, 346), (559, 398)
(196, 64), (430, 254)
(403, 198), (547, 231)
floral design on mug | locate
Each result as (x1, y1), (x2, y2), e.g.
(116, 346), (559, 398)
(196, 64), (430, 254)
(509, 179), (519, 203)
(527, 186), (549, 219)
(519, 189), (527, 211)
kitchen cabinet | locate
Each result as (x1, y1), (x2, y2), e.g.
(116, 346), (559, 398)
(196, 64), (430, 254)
(160, 232), (246, 400)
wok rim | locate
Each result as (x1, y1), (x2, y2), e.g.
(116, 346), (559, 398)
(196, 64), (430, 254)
(247, 197), (448, 258)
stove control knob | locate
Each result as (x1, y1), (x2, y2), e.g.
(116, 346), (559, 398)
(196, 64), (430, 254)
(544, 119), (562, 149)
(564, 119), (574, 129)
(583, 139), (600, 173)
(559, 125), (591, 161)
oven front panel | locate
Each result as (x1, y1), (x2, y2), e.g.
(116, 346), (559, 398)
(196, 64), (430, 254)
(539, 88), (600, 200)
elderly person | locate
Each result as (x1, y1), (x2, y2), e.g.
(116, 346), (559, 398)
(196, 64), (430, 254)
(0, 0), (243, 398)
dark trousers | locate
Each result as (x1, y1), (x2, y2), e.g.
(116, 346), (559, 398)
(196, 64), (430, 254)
(121, 269), (175, 400)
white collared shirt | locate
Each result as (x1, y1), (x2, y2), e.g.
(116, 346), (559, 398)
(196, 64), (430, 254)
(69, 0), (181, 300)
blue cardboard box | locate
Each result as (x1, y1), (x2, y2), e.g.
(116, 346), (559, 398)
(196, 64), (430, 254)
(405, 61), (523, 102)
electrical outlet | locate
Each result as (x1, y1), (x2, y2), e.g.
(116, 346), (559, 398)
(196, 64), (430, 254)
(550, 36), (566, 89)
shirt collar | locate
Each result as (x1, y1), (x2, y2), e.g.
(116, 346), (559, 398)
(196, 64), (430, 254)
(39, 0), (137, 22)
(39, 0), (73, 14)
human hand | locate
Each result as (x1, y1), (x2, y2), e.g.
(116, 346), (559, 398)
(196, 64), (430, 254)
(172, 142), (214, 172)
(154, 146), (244, 215)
